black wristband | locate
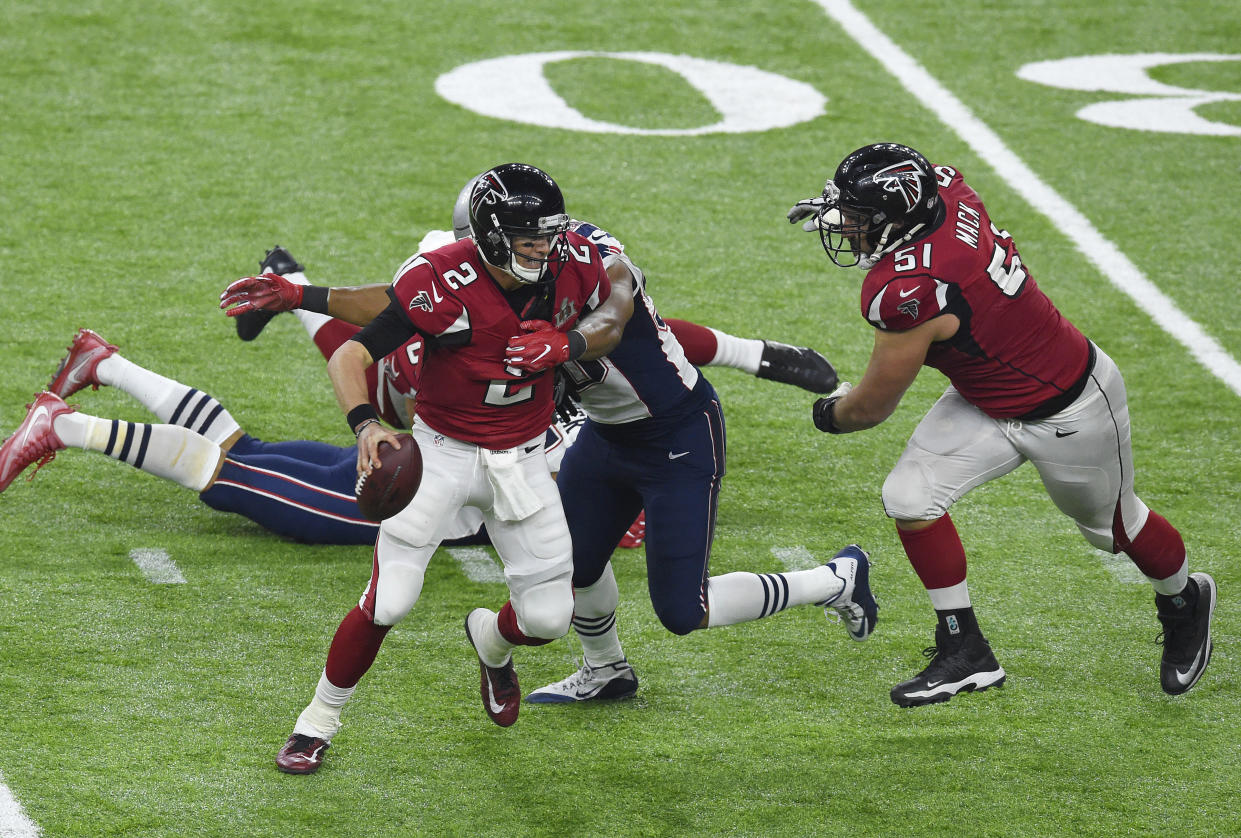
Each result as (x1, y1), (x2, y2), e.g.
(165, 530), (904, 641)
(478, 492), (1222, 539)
(813, 397), (846, 434)
(302, 285), (330, 314)
(567, 329), (587, 361)
(346, 404), (379, 435)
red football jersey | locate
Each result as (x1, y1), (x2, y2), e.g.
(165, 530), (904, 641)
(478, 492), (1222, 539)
(858, 166), (1090, 418)
(388, 235), (609, 448)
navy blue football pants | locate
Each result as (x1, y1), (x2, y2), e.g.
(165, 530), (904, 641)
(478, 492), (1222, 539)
(556, 396), (726, 635)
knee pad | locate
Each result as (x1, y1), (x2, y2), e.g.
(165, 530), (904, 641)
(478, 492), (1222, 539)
(882, 459), (943, 521)
(1075, 495), (1149, 554)
(1076, 522), (1118, 553)
(513, 579), (574, 640)
(368, 562), (426, 626)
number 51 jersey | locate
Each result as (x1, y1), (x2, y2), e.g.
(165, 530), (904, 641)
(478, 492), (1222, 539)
(858, 166), (1091, 419)
(387, 235), (609, 449)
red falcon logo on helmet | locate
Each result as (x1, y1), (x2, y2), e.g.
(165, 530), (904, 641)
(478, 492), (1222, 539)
(471, 171), (509, 216)
(872, 160), (926, 212)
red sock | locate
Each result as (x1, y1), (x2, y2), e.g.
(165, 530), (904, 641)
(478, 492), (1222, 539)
(897, 514), (968, 590)
(324, 606), (391, 688)
(664, 318), (718, 366)
(496, 600), (553, 647)
(311, 318), (361, 361)
(1115, 509), (1185, 580)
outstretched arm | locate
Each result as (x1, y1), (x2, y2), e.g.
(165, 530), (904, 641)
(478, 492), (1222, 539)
(221, 275), (391, 327)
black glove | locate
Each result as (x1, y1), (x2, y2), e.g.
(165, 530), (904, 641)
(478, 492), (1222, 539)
(553, 368), (582, 424)
(812, 382), (852, 434)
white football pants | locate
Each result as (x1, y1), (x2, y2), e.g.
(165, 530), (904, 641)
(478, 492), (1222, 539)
(882, 344), (1149, 552)
(360, 419), (574, 638)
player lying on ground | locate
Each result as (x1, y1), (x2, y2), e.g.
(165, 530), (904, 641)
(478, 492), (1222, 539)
(0, 327), (576, 546)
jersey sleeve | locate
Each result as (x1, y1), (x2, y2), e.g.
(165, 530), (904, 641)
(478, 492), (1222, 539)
(389, 254), (472, 345)
(861, 272), (953, 332)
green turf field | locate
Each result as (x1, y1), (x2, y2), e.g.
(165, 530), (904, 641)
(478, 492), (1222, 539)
(2, 1), (1238, 835)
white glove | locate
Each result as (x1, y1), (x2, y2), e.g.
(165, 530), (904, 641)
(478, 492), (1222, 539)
(787, 181), (840, 231)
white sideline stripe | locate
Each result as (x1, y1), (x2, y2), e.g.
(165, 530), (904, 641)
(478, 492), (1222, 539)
(817, 0), (1241, 398)
(129, 548), (186, 584)
(1094, 549), (1148, 584)
(772, 545), (818, 571)
(447, 547), (505, 584)
(0, 773), (41, 838)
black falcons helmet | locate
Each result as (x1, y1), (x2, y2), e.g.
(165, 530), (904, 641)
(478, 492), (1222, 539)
(468, 163), (570, 285)
(817, 142), (941, 268)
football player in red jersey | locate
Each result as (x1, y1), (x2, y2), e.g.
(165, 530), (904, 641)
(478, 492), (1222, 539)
(247, 164), (623, 772)
(789, 142), (1216, 707)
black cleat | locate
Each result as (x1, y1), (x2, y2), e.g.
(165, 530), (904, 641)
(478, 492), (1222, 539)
(891, 626), (1006, 707)
(756, 341), (838, 393)
(235, 246), (306, 341)
(1156, 572), (1217, 695)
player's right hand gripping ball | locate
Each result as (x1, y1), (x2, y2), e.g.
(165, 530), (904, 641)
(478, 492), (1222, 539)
(354, 433), (422, 521)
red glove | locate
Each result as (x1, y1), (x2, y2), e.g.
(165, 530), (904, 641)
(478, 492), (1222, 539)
(219, 273), (305, 317)
(505, 319), (570, 372)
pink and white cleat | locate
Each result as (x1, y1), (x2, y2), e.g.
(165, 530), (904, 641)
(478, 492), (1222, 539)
(48, 328), (117, 398)
(0, 392), (75, 492)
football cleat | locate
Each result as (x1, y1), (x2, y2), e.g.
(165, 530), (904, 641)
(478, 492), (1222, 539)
(0, 392), (74, 492)
(48, 328), (117, 398)
(619, 510), (646, 549)
(1156, 572), (1217, 695)
(756, 341), (839, 394)
(465, 608), (520, 727)
(235, 246), (306, 341)
(275, 733), (330, 774)
(526, 659), (639, 704)
(819, 544), (878, 641)
(890, 626), (1006, 707)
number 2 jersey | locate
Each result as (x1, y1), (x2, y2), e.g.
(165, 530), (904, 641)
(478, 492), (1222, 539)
(859, 166), (1092, 419)
(385, 235), (609, 449)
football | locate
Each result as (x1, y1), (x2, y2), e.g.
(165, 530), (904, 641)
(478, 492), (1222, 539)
(354, 433), (422, 521)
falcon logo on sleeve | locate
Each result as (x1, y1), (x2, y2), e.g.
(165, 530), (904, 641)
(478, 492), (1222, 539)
(872, 159), (927, 213)
(409, 290), (433, 312)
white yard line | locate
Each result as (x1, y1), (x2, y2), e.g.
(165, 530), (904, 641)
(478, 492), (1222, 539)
(816, 0), (1241, 398)
(771, 545), (819, 571)
(0, 773), (40, 838)
(129, 548), (186, 584)
(1094, 550), (1150, 584)
(446, 547), (505, 584)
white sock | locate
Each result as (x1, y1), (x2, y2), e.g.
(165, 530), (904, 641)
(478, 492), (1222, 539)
(573, 564), (626, 666)
(1151, 561), (1189, 597)
(706, 328), (764, 375)
(293, 670), (356, 740)
(53, 412), (222, 491)
(96, 354), (240, 446)
(706, 566), (840, 628)
(470, 608), (514, 667)
(926, 580), (972, 610)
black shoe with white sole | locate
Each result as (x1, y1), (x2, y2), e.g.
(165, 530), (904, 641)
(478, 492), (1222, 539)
(891, 626), (1006, 707)
(1156, 572), (1217, 695)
